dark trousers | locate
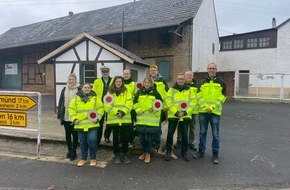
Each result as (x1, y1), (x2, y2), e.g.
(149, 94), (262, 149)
(112, 125), (130, 155)
(97, 113), (106, 144)
(166, 119), (189, 154)
(63, 121), (78, 151)
(153, 110), (166, 148)
(177, 114), (196, 144)
(104, 124), (112, 139)
(129, 110), (136, 143)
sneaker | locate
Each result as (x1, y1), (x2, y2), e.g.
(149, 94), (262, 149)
(189, 143), (197, 151)
(128, 142), (135, 148)
(144, 153), (150, 163)
(121, 154), (131, 164)
(66, 151), (71, 159)
(174, 142), (181, 149)
(105, 138), (111, 143)
(114, 155), (122, 164)
(90, 159), (97, 166)
(165, 150), (171, 161)
(139, 153), (145, 160)
(181, 152), (190, 162)
(212, 155), (219, 164)
(193, 151), (204, 159)
(77, 160), (86, 167)
(70, 151), (77, 161)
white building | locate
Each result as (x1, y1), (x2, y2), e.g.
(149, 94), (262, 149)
(218, 18), (290, 99)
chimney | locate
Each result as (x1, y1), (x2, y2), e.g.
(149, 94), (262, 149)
(69, 11), (74, 17)
(272, 18), (276, 28)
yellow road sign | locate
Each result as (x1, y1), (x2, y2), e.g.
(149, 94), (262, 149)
(0, 95), (37, 111)
(0, 111), (27, 127)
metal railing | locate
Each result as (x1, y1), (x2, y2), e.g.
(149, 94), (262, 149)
(234, 72), (290, 101)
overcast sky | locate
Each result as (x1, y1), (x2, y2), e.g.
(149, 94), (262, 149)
(0, 0), (289, 36)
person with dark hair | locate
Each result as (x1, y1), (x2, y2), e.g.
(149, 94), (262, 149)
(68, 83), (104, 167)
(193, 62), (226, 164)
(123, 69), (138, 147)
(57, 73), (80, 161)
(134, 77), (162, 163)
(104, 76), (133, 164)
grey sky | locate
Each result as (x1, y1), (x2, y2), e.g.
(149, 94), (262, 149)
(0, 0), (289, 36)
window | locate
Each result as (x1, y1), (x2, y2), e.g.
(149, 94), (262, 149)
(130, 69), (138, 81)
(247, 38), (258, 48)
(160, 33), (171, 47)
(158, 61), (171, 81)
(82, 63), (96, 84)
(233, 39), (243, 49)
(222, 41), (232, 50)
(259, 37), (270, 47)
(212, 43), (215, 54)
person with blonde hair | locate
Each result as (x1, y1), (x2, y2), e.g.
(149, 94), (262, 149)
(57, 73), (80, 161)
(134, 77), (162, 163)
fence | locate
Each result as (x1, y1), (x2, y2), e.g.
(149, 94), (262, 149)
(234, 72), (290, 101)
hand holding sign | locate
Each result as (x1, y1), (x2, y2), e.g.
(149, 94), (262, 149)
(178, 101), (188, 121)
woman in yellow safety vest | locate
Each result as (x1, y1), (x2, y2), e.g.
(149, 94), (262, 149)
(104, 76), (133, 164)
(68, 83), (104, 167)
(133, 77), (162, 163)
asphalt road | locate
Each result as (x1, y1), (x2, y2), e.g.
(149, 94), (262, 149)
(0, 101), (289, 190)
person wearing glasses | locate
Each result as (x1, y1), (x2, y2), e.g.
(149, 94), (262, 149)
(148, 64), (169, 152)
(193, 62), (226, 164)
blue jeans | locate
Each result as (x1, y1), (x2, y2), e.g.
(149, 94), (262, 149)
(166, 119), (189, 154)
(139, 132), (153, 153)
(78, 129), (98, 160)
(198, 113), (220, 154)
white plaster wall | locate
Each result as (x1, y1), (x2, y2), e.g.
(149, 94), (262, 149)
(191, 0), (219, 72)
(96, 63), (123, 78)
(55, 63), (80, 82)
(56, 49), (78, 61)
(218, 48), (277, 73)
(55, 63), (81, 107)
(277, 21), (290, 73)
(125, 64), (147, 82)
(88, 41), (101, 60)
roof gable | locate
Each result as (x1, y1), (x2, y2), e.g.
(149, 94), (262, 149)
(37, 32), (149, 66)
(0, 0), (203, 50)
